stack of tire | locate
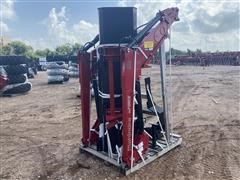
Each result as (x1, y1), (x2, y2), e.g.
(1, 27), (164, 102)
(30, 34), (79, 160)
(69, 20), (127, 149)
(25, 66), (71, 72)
(0, 67), (8, 91)
(0, 56), (32, 96)
(26, 59), (38, 78)
(69, 62), (79, 78)
(47, 61), (69, 84)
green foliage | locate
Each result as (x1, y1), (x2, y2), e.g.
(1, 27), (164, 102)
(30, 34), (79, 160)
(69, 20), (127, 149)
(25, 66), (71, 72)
(171, 48), (186, 56)
(71, 43), (82, 55)
(55, 43), (72, 55)
(196, 49), (202, 54)
(0, 41), (83, 60)
(0, 41), (37, 59)
(1, 44), (12, 55)
(6, 41), (32, 55)
(55, 43), (82, 56)
(25, 51), (36, 60)
(35, 48), (54, 57)
(2, 40), (206, 61)
(187, 49), (192, 55)
(165, 48), (186, 59)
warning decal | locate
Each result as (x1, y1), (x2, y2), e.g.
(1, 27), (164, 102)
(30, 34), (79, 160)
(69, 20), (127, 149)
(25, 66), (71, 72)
(143, 41), (154, 49)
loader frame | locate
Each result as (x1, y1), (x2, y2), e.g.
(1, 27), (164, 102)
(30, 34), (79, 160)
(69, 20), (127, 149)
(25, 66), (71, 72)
(78, 7), (182, 174)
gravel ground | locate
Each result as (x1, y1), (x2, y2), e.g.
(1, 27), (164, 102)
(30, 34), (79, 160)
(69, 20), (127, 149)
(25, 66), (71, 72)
(0, 65), (239, 180)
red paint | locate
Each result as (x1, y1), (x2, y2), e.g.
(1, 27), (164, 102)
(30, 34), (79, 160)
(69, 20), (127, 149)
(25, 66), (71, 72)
(78, 52), (91, 146)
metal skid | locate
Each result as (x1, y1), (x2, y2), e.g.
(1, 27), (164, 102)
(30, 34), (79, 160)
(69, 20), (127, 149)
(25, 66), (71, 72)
(80, 134), (182, 175)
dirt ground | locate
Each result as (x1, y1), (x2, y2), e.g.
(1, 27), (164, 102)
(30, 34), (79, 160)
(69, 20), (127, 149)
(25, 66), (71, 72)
(0, 65), (239, 180)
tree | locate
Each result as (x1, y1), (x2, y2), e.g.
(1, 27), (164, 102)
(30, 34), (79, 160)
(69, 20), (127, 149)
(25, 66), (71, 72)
(35, 48), (54, 57)
(0, 44), (12, 55)
(196, 49), (202, 54)
(25, 50), (37, 59)
(71, 43), (82, 55)
(54, 43), (82, 56)
(55, 43), (72, 55)
(165, 48), (186, 58)
(0, 41), (37, 59)
(8, 41), (32, 55)
(187, 49), (192, 55)
(0, 40), (82, 58)
(35, 49), (46, 57)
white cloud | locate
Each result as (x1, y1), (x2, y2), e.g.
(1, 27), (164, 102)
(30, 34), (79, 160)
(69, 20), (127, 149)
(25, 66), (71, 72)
(22, 2), (240, 51)
(17, 6), (98, 50)
(73, 20), (98, 43)
(0, 21), (9, 32)
(48, 6), (75, 44)
(118, 0), (240, 51)
(0, 0), (15, 34)
(118, 0), (127, 7)
(42, 6), (98, 49)
(1, 0), (15, 20)
(21, 38), (51, 50)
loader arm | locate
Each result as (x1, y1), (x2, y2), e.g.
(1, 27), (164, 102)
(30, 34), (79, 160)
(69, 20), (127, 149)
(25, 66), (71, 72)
(129, 7), (179, 75)
(121, 7), (179, 165)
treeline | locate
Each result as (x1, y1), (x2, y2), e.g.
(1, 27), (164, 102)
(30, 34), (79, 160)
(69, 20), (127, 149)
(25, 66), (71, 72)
(165, 48), (204, 57)
(0, 41), (82, 60)
(1, 40), (212, 61)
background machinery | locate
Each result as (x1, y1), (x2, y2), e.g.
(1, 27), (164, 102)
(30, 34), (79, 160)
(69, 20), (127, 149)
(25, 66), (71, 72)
(171, 51), (240, 66)
(78, 7), (182, 174)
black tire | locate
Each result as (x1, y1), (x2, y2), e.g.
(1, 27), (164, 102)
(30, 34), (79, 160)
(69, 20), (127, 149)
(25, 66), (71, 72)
(2, 82), (32, 95)
(69, 63), (78, 68)
(33, 68), (37, 75)
(47, 69), (68, 76)
(7, 75), (27, 85)
(0, 56), (27, 66)
(27, 73), (34, 78)
(46, 62), (68, 70)
(63, 75), (69, 81)
(27, 68), (35, 78)
(4, 65), (27, 75)
(69, 71), (79, 77)
(48, 81), (63, 84)
(69, 66), (78, 71)
(48, 75), (64, 84)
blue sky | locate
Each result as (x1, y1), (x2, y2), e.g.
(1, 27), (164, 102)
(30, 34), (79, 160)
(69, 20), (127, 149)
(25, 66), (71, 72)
(1, 0), (118, 48)
(1, 0), (239, 51)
